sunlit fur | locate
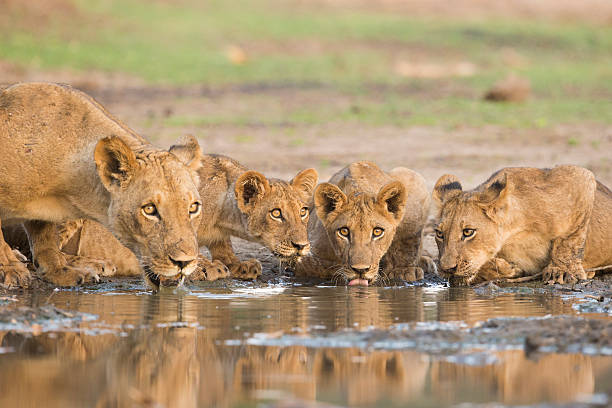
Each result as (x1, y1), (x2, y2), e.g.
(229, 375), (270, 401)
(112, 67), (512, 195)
(0, 82), (202, 288)
(296, 161), (431, 285)
(433, 166), (612, 286)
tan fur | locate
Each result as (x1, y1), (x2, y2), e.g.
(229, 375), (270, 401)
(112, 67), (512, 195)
(296, 161), (433, 284)
(0, 82), (203, 288)
(433, 165), (612, 285)
(38, 153), (318, 282)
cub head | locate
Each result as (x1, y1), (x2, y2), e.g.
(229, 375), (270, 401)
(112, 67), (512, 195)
(432, 172), (512, 285)
(314, 181), (407, 285)
(235, 168), (318, 261)
(95, 135), (204, 288)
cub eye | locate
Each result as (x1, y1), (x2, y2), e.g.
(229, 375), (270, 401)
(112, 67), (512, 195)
(372, 227), (384, 239)
(189, 202), (201, 215)
(435, 229), (444, 240)
(270, 208), (282, 220)
(299, 207), (309, 219)
(337, 227), (350, 239)
(142, 203), (158, 217)
(463, 228), (476, 238)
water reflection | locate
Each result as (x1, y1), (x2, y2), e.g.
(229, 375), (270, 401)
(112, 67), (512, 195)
(0, 286), (609, 407)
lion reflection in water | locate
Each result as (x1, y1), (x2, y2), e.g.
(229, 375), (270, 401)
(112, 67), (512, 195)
(0, 329), (607, 407)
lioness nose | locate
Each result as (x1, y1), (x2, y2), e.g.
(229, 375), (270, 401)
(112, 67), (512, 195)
(350, 265), (370, 275)
(169, 256), (195, 270)
(291, 241), (308, 251)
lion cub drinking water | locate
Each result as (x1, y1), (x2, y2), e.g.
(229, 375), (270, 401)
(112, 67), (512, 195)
(433, 165), (612, 286)
(39, 151), (318, 285)
(295, 161), (434, 285)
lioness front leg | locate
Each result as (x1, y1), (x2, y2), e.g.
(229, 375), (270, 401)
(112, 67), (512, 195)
(189, 255), (230, 282)
(24, 221), (107, 286)
(542, 230), (589, 285)
(0, 217), (31, 288)
(381, 231), (425, 282)
(208, 238), (262, 280)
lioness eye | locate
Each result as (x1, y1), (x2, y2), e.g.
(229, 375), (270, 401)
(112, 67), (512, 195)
(435, 229), (444, 240)
(270, 208), (282, 220)
(337, 227), (350, 239)
(372, 227), (384, 239)
(462, 228), (475, 238)
(142, 203), (158, 217)
(300, 207), (308, 218)
(189, 202), (201, 215)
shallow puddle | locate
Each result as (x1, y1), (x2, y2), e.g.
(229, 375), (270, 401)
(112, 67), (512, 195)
(0, 281), (611, 407)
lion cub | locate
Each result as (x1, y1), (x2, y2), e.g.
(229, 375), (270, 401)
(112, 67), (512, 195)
(433, 165), (612, 286)
(45, 151), (318, 282)
(295, 161), (433, 285)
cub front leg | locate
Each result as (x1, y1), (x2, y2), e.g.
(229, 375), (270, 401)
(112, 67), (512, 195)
(477, 257), (523, 282)
(542, 233), (589, 285)
(381, 230), (426, 282)
(0, 217), (31, 288)
(208, 238), (262, 281)
(24, 221), (107, 286)
(189, 255), (230, 282)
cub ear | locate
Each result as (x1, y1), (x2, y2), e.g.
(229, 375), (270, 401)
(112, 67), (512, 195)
(169, 134), (203, 172)
(235, 171), (271, 213)
(314, 183), (347, 223)
(433, 174), (463, 207)
(291, 168), (319, 201)
(94, 136), (138, 193)
(376, 180), (407, 222)
(477, 172), (510, 209)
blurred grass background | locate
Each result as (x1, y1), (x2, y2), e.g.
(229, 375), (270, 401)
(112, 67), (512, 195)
(1, 0), (611, 128)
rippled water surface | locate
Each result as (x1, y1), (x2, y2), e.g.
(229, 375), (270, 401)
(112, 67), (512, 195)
(1, 281), (611, 407)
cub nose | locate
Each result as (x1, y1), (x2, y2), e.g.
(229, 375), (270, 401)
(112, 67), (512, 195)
(350, 265), (370, 276)
(291, 241), (308, 251)
(440, 256), (457, 272)
(169, 256), (195, 270)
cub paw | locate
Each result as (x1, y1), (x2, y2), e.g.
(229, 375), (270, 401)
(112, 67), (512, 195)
(0, 262), (32, 289)
(231, 259), (262, 281)
(388, 266), (424, 282)
(419, 255), (437, 276)
(542, 263), (586, 285)
(190, 258), (230, 282)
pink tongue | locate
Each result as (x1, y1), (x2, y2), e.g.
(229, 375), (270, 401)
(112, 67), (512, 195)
(348, 279), (369, 286)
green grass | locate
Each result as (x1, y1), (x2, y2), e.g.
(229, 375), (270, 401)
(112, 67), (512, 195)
(1, 0), (611, 126)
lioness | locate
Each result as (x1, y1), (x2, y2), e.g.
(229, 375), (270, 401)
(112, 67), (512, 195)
(296, 161), (433, 285)
(432, 165), (612, 285)
(0, 82), (203, 288)
(24, 152), (318, 282)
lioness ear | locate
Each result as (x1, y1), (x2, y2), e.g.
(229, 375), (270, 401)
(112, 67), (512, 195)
(433, 174), (463, 207)
(235, 171), (271, 213)
(291, 168), (318, 201)
(314, 183), (347, 223)
(376, 181), (407, 222)
(94, 136), (138, 192)
(169, 134), (203, 171)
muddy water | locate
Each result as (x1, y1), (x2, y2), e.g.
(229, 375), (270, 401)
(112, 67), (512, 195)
(0, 282), (611, 407)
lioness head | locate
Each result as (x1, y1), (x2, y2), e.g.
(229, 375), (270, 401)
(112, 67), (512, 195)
(432, 172), (511, 285)
(314, 181), (407, 284)
(94, 135), (204, 287)
(235, 168), (318, 261)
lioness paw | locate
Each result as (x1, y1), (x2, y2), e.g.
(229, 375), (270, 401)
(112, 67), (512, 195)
(190, 257), (230, 281)
(388, 266), (424, 282)
(231, 259), (262, 281)
(42, 255), (106, 286)
(0, 262), (32, 289)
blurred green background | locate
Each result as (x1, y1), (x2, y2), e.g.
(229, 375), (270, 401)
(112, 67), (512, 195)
(2, 0), (611, 127)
